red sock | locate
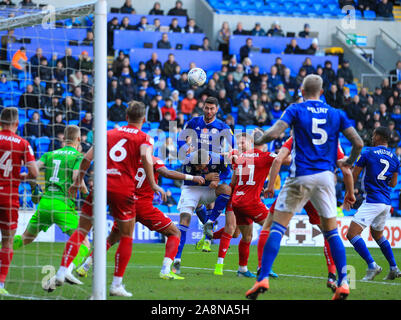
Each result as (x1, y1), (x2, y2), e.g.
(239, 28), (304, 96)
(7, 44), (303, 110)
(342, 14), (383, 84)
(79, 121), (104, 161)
(114, 236), (133, 277)
(238, 239), (251, 267)
(213, 227), (225, 240)
(0, 248), (13, 283)
(324, 239), (336, 274)
(165, 235), (180, 260)
(90, 240), (112, 258)
(218, 232), (232, 259)
(257, 230), (270, 268)
(61, 230), (85, 267)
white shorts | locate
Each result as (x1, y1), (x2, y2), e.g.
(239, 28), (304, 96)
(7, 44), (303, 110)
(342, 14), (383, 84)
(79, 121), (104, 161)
(352, 201), (391, 231)
(275, 170), (337, 219)
(177, 185), (217, 214)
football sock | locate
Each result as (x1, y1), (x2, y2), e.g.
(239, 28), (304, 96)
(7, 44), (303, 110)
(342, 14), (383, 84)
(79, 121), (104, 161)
(349, 235), (375, 268)
(165, 235), (180, 261)
(217, 258), (224, 265)
(324, 228), (348, 285)
(213, 227), (225, 240)
(323, 239), (336, 274)
(161, 257), (173, 274)
(13, 235), (23, 250)
(82, 256), (93, 272)
(257, 230), (269, 268)
(72, 244), (90, 268)
(61, 230), (85, 268)
(175, 224), (188, 260)
(0, 248), (13, 283)
(238, 265), (248, 272)
(257, 222), (286, 282)
(114, 236), (133, 278)
(376, 236), (397, 268)
(0, 282), (4, 289)
(238, 239), (251, 270)
(112, 276), (122, 287)
(207, 194), (231, 222)
(217, 231), (232, 261)
(195, 205), (207, 224)
(89, 239), (112, 258)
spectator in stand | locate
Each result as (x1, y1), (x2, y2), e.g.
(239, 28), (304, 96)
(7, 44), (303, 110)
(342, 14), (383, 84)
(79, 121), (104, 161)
(198, 37), (212, 51)
(267, 21), (285, 37)
(225, 114), (235, 132)
(255, 104), (271, 126)
(201, 79), (218, 98)
(376, 0), (394, 18)
(161, 98), (177, 120)
(136, 86), (151, 106)
(339, 0), (356, 9)
(284, 38), (303, 54)
(216, 21), (231, 59)
(63, 96), (80, 121)
(251, 22), (266, 36)
(149, 2), (163, 15)
(120, 77), (136, 102)
(273, 57), (286, 78)
(151, 65), (165, 87)
(378, 103), (391, 125)
(18, 84), (39, 109)
(163, 53), (179, 78)
(224, 72), (238, 101)
(156, 33), (172, 49)
(169, 18), (182, 33)
(358, 0), (376, 15)
(107, 17), (120, 55)
(167, 0), (188, 18)
(146, 18), (161, 32)
(185, 18), (203, 34)
(30, 48), (45, 78)
(304, 38), (319, 55)
(159, 111), (172, 132)
(38, 58), (52, 82)
(239, 37), (253, 63)
(0, 0), (15, 6)
(295, 67), (307, 89)
(0, 29), (16, 63)
(108, 98), (127, 122)
(170, 90), (181, 110)
(24, 111), (45, 142)
(120, 0), (135, 14)
(145, 52), (162, 73)
(373, 86), (386, 106)
(42, 96), (64, 122)
(81, 30), (94, 46)
(119, 16), (135, 31)
(337, 59), (354, 84)
(233, 22), (249, 35)
(163, 189), (178, 206)
(268, 65), (282, 90)
(53, 60), (66, 82)
(107, 77), (120, 102)
(302, 57), (316, 75)
(79, 112), (93, 134)
(238, 98), (255, 126)
(0, 74), (12, 93)
(381, 78), (393, 101)
(58, 48), (78, 78)
(135, 16), (148, 31)
(242, 57), (252, 75)
(388, 120), (400, 148)
(282, 67), (297, 92)
(389, 61), (401, 86)
(146, 98), (162, 122)
(46, 113), (66, 138)
(11, 46), (27, 77)
(233, 64), (245, 83)
(227, 55), (238, 72)
(322, 60), (336, 85)
(217, 88), (231, 115)
(20, 0), (35, 7)
(298, 23), (311, 38)
(156, 79), (171, 100)
(176, 71), (190, 94)
(325, 84), (344, 109)
(355, 121), (371, 146)
(181, 90), (197, 114)
(271, 101), (283, 120)
(78, 51), (93, 75)
(273, 90), (290, 110)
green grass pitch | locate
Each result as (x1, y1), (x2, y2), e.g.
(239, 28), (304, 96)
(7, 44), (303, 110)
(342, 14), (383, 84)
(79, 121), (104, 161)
(2, 242), (401, 300)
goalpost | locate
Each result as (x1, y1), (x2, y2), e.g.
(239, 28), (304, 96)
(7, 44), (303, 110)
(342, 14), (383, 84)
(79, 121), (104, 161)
(0, 1), (107, 300)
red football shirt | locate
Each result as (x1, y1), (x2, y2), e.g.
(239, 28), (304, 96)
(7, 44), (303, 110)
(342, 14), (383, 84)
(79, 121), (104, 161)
(232, 148), (276, 206)
(134, 156), (165, 202)
(106, 125), (153, 193)
(0, 129), (35, 196)
(282, 137), (345, 160)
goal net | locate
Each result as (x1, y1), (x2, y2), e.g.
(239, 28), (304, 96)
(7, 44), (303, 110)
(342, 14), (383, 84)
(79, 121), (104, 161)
(0, 0), (107, 300)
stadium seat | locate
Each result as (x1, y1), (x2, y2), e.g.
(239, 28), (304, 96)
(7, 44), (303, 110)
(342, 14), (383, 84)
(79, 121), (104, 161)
(68, 120), (80, 126)
(107, 121), (116, 130)
(234, 124), (244, 131)
(34, 136), (51, 158)
(363, 10), (376, 20)
(118, 121), (128, 127)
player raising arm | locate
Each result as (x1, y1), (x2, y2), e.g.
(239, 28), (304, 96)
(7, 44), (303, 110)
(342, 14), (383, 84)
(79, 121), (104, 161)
(246, 75), (363, 300)
(76, 156), (205, 280)
(0, 107), (38, 296)
(346, 126), (401, 281)
(45, 101), (165, 297)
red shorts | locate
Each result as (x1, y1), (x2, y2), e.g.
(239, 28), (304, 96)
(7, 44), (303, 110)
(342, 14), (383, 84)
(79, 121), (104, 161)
(112, 201), (172, 233)
(269, 199), (321, 225)
(0, 194), (19, 230)
(82, 190), (136, 222)
(233, 202), (269, 226)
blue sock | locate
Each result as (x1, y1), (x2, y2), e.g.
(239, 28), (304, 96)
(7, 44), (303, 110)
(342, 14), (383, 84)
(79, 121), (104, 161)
(349, 235), (375, 269)
(195, 205), (207, 224)
(377, 236), (397, 268)
(207, 194), (231, 222)
(324, 229), (347, 286)
(175, 224), (188, 260)
(257, 222), (286, 282)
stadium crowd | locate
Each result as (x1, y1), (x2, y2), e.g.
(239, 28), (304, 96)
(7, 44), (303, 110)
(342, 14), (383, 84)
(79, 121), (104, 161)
(0, 0), (401, 215)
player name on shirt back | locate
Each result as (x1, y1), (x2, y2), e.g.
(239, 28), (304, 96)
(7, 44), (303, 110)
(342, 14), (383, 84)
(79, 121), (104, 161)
(306, 106), (328, 114)
(118, 127), (139, 134)
(0, 135), (21, 143)
(373, 149), (394, 157)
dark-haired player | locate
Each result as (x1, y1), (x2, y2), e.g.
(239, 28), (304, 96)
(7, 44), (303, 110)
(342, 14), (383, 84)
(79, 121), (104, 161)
(347, 126), (401, 281)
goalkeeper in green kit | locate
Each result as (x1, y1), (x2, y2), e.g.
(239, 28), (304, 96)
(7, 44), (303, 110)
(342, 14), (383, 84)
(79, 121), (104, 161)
(14, 125), (90, 285)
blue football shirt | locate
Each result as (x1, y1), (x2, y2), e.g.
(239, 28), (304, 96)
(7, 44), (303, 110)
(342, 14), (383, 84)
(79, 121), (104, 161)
(355, 146), (400, 205)
(280, 100), (353, 177)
